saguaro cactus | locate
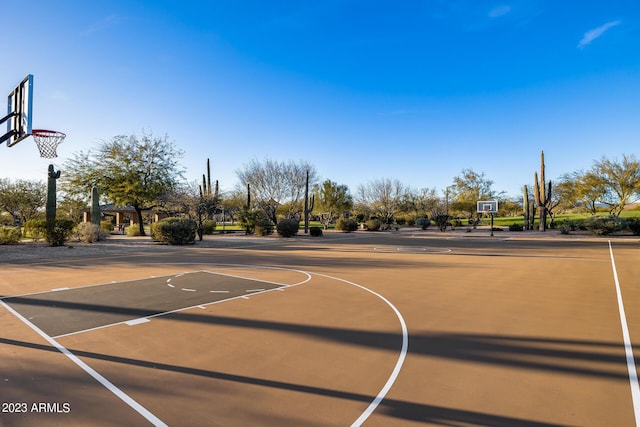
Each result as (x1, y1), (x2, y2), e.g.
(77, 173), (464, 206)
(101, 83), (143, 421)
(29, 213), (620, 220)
(206, 158), (212, 197)
(533, 151), (552, 231)
(523, 185), (537, 230)
(523, 185), (530, 230)
(90, 186), (100, 225)
(303, 169), (315, 234)
(45, 164), (60, 222)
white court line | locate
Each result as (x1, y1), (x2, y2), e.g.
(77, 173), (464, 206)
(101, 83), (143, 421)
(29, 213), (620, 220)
(4, 260), (401, 424)
(609, 240), (640, 426)
(2, 272), (192, 300)
(0, 299), (167, 427)
(312, 272), (408, 427)
(126, 318), (150, 326)
(200, 269), (305, 287)
(54, 268), (312, 339)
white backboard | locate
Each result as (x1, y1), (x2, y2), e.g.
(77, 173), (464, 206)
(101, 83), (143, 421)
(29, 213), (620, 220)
(477, 200), (498, 213)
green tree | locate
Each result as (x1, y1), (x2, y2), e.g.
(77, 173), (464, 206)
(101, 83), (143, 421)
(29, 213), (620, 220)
(61, 132), (185, 236)
(219, 189), (248, 225)
(397, 187), (440, 221)
(159, 182), (218, 240)
(450, 169), (498, 225)
(554, 174), (581, 212)
(593, 154), (640, 217)
(569, 170), (609, 215)
(313, 180), (353, 229)
(0, 178), (46, 225)
(499, 197), (522, 217)
(57, 194), (90, 222)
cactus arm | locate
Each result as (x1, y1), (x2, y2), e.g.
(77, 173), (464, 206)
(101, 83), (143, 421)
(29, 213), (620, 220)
(533, 172), (541, 205)
(206, 158), (212, 197)
(540, 151), (546, 206)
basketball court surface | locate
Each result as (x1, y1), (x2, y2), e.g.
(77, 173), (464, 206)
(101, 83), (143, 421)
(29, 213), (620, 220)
(1, 230), (639, 426)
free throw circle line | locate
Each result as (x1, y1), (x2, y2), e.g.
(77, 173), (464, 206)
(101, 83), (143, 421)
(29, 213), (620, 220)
(311, 272), (408, 427)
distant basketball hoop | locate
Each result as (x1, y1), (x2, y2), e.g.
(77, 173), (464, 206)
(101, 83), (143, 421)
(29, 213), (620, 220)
(32, 129), (66, 158)
(477, 200), (499, 237)
(477, 200), (498, 214)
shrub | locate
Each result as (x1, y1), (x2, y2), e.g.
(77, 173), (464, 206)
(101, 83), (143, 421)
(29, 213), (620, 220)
(365, 218), (382, 231)
(335, 218), (358, 232)
(0, 214), (12, 226)
(571, 220), (586, 231)
(150, 221), (161, 240)
(238, 209), (267, 235)
(434, 214), (450, 232)
(627, 218), (640, 236)
(560, 224), (571, 234)
(127, 225), (144, 236)
(583, 216), (624, 236)
(25, 219), (47, 242)
(0, 227), (21, 244)
(309, 226), (323, 237)
(508, 223), (523, 231)
(255, 219), (274, 236)
(202, 219), (217, 235)
(276, 219), (299, 238)
(153, 217), (197, 244)
(45, 219), (75, 247)
(415, 218), (430, 230)
(100, 221), (113, 233)
(77, 222), (105, 243)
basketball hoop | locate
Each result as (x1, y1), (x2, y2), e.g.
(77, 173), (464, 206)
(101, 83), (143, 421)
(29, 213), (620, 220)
(32, 129), (66, 158)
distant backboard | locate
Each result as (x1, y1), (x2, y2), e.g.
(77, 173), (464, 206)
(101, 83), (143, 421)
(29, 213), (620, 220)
(3, 74), (33, 147)
(477, 200), (498, 214)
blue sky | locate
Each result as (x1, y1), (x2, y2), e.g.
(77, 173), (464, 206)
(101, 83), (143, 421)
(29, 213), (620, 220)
(2, 1), (639, 198)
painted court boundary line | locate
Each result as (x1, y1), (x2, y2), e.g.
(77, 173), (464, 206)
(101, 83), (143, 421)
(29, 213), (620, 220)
(608, 240), (640, 426)
(312, 272), (408, 427)
(0, 299), (168, 427)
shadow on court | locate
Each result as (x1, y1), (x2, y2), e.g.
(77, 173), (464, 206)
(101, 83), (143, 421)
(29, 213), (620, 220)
(1, 336), (575, 427)
(1, 235), (636, 425)
(2, 296), (627, 382)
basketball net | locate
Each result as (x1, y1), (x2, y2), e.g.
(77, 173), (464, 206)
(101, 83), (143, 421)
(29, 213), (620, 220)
(32, 129), (66, 158)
